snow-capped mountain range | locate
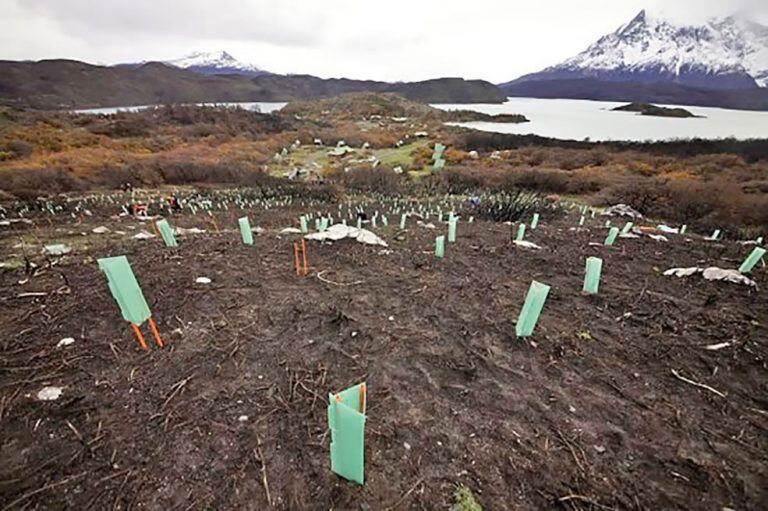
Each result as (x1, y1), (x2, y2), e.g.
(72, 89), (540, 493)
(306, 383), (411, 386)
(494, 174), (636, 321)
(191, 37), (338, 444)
(505, 10), (768, 90)
(124, 51), (270, 77)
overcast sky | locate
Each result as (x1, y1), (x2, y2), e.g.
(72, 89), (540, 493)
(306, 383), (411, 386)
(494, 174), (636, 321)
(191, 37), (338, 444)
(1, 0), (766, 83)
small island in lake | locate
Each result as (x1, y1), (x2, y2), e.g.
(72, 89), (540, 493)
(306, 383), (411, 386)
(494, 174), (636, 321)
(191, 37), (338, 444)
(611, 102), (699, 118)
(443, 110), (529, 123)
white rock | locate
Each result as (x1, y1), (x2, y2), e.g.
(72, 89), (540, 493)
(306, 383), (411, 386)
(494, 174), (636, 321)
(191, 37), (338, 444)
(56, 337), (75, 348)
(37, 386), (63, 401)
(238, 415), (249, 422)
(513, 240), (542, 250)
(133, 231), (155, 240)
(196, 277), (212, 284)
(92, 226), (110, 234)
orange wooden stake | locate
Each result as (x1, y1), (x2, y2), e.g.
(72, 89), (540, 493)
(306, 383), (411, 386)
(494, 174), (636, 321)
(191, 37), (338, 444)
(293, 243), (301, 277)
(151, 221), (160, 236)
(147, 317), (164, 348)
(301, 239), (308, 276)
(130, 323), (148, 351)
(211, 218), (220, 234)
(358, 383), (366, 414)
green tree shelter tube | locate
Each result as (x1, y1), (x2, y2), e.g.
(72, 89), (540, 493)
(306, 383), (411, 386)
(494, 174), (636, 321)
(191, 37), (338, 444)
(98, 256), (152, 326)
(328, 383), (366, 485)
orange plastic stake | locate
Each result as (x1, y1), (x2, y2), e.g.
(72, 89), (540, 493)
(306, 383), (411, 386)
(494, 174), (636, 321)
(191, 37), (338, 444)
(358, 383), (366, 413)
(301, 239), (308, 276)
(294, 243), (301, 277)
(147, 316), (164, 348)
(335, 394), (341, 403)
(130, 323), (148, 351)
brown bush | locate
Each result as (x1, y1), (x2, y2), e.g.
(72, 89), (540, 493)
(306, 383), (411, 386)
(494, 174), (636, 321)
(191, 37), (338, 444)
(0, 168), (87, 198)
(331, 166), (403, 194)
(600, 178), (767, 235)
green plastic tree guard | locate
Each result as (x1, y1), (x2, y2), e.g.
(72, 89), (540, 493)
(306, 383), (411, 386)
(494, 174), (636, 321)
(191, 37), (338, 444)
(621, 222), (634, 235)
(98, 256), (151, 326)
(680, 224), (687, 235)
(433, 143), (446, 159)
(531, 213), (539, 230)
(516, 223), (526, 242)
(739, 247), (766, 274)
(155, 219), (178, 247)
(579, 215), (585, 226)
(433, 157), (445, 172)
(709, 229), (721, 241)
(605, 227), (619, 246)
(583, 257), (603, 294)
(400, 214), (406, 230)
(238, 217), (253, 245)
(435, 235), (445, 259)
(328, 383), (366, 485)
(756, 236), (763, 245)
(515, 281), (550, 337)
(382, 215), (388, 227)
(448, 218), (457, 243)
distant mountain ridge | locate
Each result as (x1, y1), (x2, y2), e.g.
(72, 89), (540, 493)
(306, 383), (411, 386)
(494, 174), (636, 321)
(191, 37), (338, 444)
(119, 50), (271, 77)
(505, 10), (768, 89)
(0, 59), (506, 109)
(500, 10), (768, 111)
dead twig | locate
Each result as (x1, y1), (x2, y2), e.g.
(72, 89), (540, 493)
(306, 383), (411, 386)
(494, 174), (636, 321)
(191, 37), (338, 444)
(2, 471), (87, 511)
(254, 436), (273, 507)
(162, 375), (194, 409)
(558, 494), (615, 510)
(385, 478), (424, 510)
(671, 369), (726, 398)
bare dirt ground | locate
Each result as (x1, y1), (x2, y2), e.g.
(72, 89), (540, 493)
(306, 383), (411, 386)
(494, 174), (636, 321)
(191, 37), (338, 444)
(1, 200), (766, 510)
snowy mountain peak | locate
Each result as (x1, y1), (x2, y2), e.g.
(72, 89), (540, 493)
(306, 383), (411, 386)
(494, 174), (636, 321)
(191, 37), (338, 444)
(162, 50), (269, 77)
(511, 10), (768, 89)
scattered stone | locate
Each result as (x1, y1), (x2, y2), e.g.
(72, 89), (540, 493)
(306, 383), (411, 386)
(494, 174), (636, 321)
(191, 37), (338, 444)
(601, 204), (643, 219)
(195, 277), (212, 284)
(56, 337), (75, 348)
(37, 386), (63, 401)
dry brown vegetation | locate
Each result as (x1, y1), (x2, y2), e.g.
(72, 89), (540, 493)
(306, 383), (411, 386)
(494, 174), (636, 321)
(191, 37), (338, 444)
(1, 96), (767, 236)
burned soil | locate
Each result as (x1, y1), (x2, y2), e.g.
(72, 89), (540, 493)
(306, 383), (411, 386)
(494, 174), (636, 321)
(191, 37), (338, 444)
(1, 201), (767, 510)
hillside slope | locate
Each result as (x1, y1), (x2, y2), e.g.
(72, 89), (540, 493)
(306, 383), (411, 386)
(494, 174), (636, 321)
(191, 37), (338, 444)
(0, 60), (506, 109)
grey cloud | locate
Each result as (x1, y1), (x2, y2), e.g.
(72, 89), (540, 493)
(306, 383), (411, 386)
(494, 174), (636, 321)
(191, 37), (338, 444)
(22, 0), (328, 47)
